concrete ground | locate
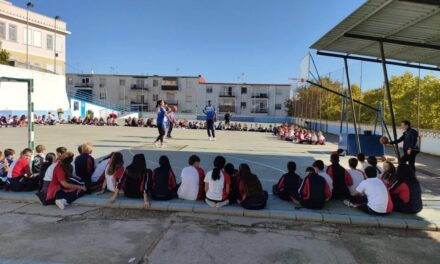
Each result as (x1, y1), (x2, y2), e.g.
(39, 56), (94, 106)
(0, 201), (439, 264)
(0, 125), (440, 263)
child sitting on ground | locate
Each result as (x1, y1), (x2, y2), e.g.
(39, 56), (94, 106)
(326, 153), (353, 199)
(74, 143), (96, 191)
(367, 156), (383, 178)
(236, 163), (268, 210)
(356, 153), (369, 171)
(347, 158), (366, 193)
(147, 156), (178, 200)
(4, 148), (15, 166)
(297, 167), (332, 209)
(32, 144), (46, 178)
(0, 151), (9, 188)
(346, 166), (393, 216)
(273, 161), (302, 202)
(204, 156), (230, 208)
(389, 164), (422, 214)
(7, 148), (39, 192)
(177, 155), (206, 201)
(99, 152), (125, 193)
(317, 131), (326, 145)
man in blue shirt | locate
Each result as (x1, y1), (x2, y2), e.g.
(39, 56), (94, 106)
(203, 100), (217, 141)
(389, 120), (420, 172)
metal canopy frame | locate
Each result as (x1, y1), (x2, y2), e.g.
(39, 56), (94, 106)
(0, 77), (34, 150)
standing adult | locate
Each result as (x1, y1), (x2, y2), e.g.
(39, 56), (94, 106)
(389, 120), (419, 172)
(154, 100), (168, 148)
(203, 100), (217, 141)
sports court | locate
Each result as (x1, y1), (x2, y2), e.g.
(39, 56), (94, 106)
(1, 125), (439, 230)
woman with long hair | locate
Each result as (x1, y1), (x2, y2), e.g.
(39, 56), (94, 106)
(147, 155), (177, 200)
(110, 154), (152, 207)
(389, 164), (422, 214)
(237, 163), (268, 210)
(204, 156), (230, 207)
(99, 152), (125, 193)
(45, 152), (87, 209)
(154, 100), (168, 148)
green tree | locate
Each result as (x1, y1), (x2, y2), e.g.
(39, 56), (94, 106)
(0, 41), (10, 65)
(284, 98), (294, 116)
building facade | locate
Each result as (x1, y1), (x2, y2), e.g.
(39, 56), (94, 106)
(0, 0), (69, 74)
(66, 74), (201, 114)
(67, 73), (292, 118)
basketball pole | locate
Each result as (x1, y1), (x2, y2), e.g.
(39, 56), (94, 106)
(0, 77), (34, 150)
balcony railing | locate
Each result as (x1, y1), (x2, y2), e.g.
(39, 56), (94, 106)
(219, 105), (235, 113)
(130, 100), (147, 105)
(251, 93), (269, 99)
(251, 109), (269, 114)
(75, 82), (94, 88)
(219, 92), (235, 97)
(131, 84), (149, 91)
(162, 85), (179, 91)
(166, 100), (179, 105)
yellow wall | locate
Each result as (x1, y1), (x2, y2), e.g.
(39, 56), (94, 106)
(8, 50), (65, 74)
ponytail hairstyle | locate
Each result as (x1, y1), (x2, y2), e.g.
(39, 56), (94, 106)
(212, 156), (226, 181)
(59, 151), (74, 178)
(159, 155), (171, 169)
(108, 152), (124, 175)
(396, 164), (418, 184)
(156, 100), (164, 109)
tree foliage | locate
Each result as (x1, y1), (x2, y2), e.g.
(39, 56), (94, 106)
(0, 41), (10, 65)
(286, 72), (440, 130)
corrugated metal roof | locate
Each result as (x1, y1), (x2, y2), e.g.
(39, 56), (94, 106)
(311, 0), (440, 67)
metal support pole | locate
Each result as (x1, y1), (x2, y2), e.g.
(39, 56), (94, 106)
(344, 57), (361, 154)
(28, 79), (34, 150)
(379, 42), (400, 159)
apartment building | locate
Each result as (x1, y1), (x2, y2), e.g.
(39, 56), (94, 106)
(66, 74), (202, 114)
(198, 81), (292, 117)
(67, 73), (292, 117)
(0, 0), (69, 74)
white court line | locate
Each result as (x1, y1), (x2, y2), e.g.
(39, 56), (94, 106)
(202, 152), (286, 173)
(127, 149), (184, 170)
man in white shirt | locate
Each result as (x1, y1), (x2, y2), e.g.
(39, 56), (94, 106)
(313, 160), (333, 191)
(177, 155), (205, 200)
(347, 166), (393, 215)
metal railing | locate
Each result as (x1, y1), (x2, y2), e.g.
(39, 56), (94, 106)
(219, 92), (235, 97)
(66, 88), (132, 113)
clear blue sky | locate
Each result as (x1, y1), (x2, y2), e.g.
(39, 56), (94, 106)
(11, 0), (436, 88)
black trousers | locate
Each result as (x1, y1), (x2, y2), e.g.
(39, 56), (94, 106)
(8, 176), (38, 192)
(155, 124), (166, 143)
(167, 123), (174, 137)
(350, 196), (389, 216)
(56, 189), (85, 204)
(400, 150), (419, 172)
(207, 119), (215, 138)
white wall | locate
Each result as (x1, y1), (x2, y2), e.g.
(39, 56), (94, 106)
(0, 64), (69, 115)
(69, 98), (121, 119)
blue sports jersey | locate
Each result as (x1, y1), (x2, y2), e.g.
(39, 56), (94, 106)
(203, 105), (216, 120)
(157, 107), (166, 125)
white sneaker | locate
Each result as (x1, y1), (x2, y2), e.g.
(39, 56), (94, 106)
(209, 137), (212, 141)
(213, 137), (216, 141)
(160, 144), (167, 148)
(55, 199), (67, 210)
(154, 142), (160, 148)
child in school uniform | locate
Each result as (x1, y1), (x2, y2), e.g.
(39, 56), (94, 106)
(389, 164), (422, 214)
(74, 143), (96, 191)
(326, 153), (353, 199)
(356, 153), (369, 171)
(204, 156), (231, 208)
(0, 151), (9, 188)
(178, 155), (206, 201)
(7, 148), (39, 192)
(147, 156), (178, 200)
(347, 166), (393, 216)
(297, 167), (332, 209)
(236, 164), (268, 210)
(346, 158), (366, 193)
(273, 161), (302, 202)
(98, 152), (125, 193)
(32, 144), (46, 177)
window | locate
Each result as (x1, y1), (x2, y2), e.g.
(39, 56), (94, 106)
(8, 24), (17, 42)
(153, 80), (159, 87)
(186, 95), (192, 103)
(0, 22), (6, 39)
(67, 77), (73, 85)
(119, 79), (126, 86)
(206, 86), (213, 93)
(241, 102), (246, 109)
(153, 94), (159, 101)
(23, 28), (32, 45)
(33, 31), (42, 47)
(276, 88), (282, 95)
(241, 87), (247, 94)
(47, 35), (53, 50)
(99, 92), (106, 99)
(275, 104), (282, 110)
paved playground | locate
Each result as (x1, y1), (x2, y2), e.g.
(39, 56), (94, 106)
(0, 125), (440, 263)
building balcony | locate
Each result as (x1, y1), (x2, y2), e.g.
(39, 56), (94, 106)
(219, 92), (235, 97)
(166, 100), (179, 105)
(162, 85), (179, 91)
(251, 109), (269, 114)
(219, 105), (235, 113)
(251, 94), (269, 99)
(75, 82), (94, 88)
(131, 84), (149, 91)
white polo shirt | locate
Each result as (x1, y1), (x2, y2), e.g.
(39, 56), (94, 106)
(178, 166), (200, 201)
(356, 178), (390, 213)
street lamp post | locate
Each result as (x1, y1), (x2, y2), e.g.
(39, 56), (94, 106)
(26, 2), (34, 69)
(54, 16), (60, 74)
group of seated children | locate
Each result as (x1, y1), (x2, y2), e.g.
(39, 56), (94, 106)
(276, 124), (325, 145)
(69, 114), (118, 126)
(272, 152), (422, 215)
(0, 145), (422, 215)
